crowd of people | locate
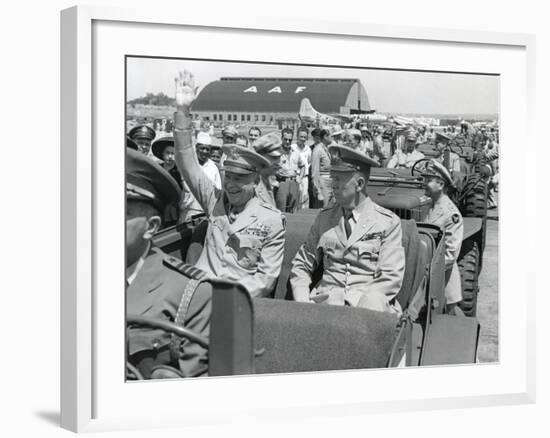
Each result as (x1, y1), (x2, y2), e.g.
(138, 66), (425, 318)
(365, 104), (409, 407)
(128, 111), (499, 223)
(125, 69), (498, 379)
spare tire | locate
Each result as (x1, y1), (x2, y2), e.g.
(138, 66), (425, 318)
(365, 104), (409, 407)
(458, 242), (480, 317)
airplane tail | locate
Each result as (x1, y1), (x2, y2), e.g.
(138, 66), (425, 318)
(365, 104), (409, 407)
(299, 98), (339, 126)
(299, 98), (318, 121)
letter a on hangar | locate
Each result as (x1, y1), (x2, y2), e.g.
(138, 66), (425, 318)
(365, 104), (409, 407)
(268, 86), (282, 93)
(243, 86), (258, 93)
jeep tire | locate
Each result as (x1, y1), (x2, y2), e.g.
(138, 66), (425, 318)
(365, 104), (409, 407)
(458, 242), (480, 317)
(461, 175), (488, 218)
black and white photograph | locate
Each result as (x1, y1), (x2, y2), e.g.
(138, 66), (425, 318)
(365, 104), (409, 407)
(124, 56), (499, 380)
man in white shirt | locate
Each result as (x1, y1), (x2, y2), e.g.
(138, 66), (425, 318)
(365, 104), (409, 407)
(276, 128), (303, 212)
(359, 125), (373, 154)
(294, 127), (312, 210)
(179, 132), (222, 222)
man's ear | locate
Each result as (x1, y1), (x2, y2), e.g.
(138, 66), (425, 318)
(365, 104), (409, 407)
(143, 216), (161, 239)
(355, 174), (366, 192)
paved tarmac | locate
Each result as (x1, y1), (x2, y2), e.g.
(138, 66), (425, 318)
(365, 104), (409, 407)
(477, 207), (499, 363)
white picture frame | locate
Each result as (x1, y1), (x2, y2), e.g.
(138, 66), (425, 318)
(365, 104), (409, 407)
(60, 5), (536, 433)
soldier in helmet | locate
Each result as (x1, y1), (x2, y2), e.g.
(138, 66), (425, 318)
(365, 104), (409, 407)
(172, 70), (286, 298)
(126, 147), (212, 379)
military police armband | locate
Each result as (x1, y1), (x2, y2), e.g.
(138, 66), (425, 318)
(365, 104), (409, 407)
(163, 256), (207, 280)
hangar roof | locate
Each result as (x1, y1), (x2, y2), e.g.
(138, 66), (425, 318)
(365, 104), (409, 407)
(191, 77), (364, 113)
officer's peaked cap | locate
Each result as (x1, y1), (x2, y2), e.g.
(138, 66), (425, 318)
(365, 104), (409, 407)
(421, 159), (454, 187)
(221, 144), (270, 175)
(128, 125), (156, 142)
(328, 144), (380, 173)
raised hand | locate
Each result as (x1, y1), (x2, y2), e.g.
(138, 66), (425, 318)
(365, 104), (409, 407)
(174, 70), (198, 109)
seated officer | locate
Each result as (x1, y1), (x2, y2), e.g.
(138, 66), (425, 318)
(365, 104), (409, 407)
(172, 70), (286, 298)
(387, 130), (425, 169)
(421, 159), (464, 315)
(290, 145), (405, 313)
(126, 148), (212, 379)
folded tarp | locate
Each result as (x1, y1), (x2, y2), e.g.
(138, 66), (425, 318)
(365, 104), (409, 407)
(253, 298), (398, 374)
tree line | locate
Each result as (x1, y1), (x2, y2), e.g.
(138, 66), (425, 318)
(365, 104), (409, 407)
(128, 92), (176, 107)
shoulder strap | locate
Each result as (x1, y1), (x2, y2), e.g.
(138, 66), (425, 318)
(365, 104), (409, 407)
(169, 278), (204, 365)
(163, 256), (207, 280)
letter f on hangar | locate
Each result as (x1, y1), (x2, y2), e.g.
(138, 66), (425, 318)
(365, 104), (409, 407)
(295, 86), (307, 93)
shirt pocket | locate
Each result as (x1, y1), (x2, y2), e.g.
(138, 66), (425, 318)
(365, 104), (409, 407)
(318, 235), (338, 264)
(229, 233), (263, 271)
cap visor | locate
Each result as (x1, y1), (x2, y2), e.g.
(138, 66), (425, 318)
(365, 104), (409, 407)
(222, 165), (255, 175)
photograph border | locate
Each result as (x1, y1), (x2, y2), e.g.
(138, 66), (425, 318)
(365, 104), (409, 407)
(61, 5), (536, 432)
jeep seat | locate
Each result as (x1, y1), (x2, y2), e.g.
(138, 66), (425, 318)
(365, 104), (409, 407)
(185, 218), (209, 265)
(273, 212), (318, 299)
(395, 219), (429, 312)
(253, 299), (399, 374)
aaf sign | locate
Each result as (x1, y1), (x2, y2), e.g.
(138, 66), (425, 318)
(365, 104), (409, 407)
(243, 86), (307, 94)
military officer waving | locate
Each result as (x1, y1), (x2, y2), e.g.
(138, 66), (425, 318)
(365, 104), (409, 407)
(172, 70), (286, 298)
(290, 145), (405, 313)
(126, 147), (212, 379)
(421, 159), (464, 315)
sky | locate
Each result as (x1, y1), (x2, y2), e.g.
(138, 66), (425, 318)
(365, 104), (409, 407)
(126, 57), (499, 116)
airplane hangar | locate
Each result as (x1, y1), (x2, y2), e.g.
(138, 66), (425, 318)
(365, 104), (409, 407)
(190, 77), (371, 127)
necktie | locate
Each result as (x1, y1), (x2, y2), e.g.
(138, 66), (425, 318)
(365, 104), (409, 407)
(343, 210), (353, 239)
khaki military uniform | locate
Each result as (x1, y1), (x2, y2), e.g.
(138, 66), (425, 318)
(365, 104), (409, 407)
(424, 194), (463, 304)
(175, 141), (285, 298)
(311, 142), (333, 207)
(290, 197), (405, 313)
(387, 149), (425, 169)
(126, 247), (211, 378)
(196, 194), (285, 297)
(255, 174), (277, 208)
